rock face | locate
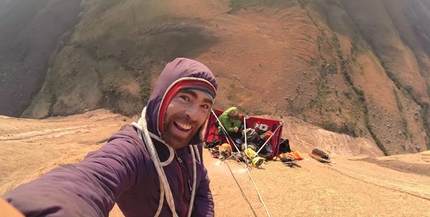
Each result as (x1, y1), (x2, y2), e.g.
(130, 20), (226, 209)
(3, 0), (430, 155)
(0, 0), (82, 117)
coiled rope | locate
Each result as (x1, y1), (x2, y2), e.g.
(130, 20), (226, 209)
(132, 107), (198, 217)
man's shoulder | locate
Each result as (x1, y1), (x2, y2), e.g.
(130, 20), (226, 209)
(117, 124), (138, 135)
(95, 125), (149, 159)
(225, 107), (237, 113)
(107, 124), (141, 144)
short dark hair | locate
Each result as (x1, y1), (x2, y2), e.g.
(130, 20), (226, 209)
(230, 110), (240, 120)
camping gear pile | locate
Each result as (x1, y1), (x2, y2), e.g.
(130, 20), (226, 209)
(202, 109), (335, 217)
(242, 123), (274, 158)
(204, 109), (330, 168)
(274, 138), (304, 167)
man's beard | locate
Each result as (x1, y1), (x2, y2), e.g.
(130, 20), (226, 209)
(162, 113), (200, 149)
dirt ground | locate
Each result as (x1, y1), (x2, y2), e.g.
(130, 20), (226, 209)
(1, 109), (430, 217)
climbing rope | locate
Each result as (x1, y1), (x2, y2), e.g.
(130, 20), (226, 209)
(307, 157), (430, 201)
(224, 160), (258, 217)
(212, 110), (272, 216)
(132, 107), (198, 217)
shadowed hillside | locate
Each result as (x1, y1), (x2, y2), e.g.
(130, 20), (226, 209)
(4, 0), (430, 155)
(0, 0), (82, 116)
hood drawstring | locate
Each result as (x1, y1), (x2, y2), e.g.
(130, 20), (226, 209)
(132, 107), (198, 217)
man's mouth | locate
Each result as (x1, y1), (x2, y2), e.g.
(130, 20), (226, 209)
(174, 121), (192, 131)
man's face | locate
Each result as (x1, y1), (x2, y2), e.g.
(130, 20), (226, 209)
(163, 88), (213, 149)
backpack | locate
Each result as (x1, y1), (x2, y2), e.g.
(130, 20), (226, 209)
(278, 139), (291, 153)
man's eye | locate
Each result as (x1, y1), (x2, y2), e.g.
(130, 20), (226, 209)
(179, 95), (189, 101)
(201, 104), (210, 109)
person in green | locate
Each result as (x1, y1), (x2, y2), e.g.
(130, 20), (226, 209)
(218, 106), (243, 139)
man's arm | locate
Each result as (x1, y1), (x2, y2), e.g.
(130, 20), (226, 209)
(1, 136), (144, 217)
(192, 166), (214, 217)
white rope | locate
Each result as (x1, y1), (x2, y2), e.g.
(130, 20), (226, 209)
(252, 123), (283, 158)
(210, 110), (241, 152)
(187, 145), (198, 217)
(245, 168), (271, 217)
(210, 109), (272, 216)
(224, 160), (258, 217)
(243, 115), (248, 166)
(132, 107), (198, 217)
(308, 158), (430, 200)
(335, 166), (430, 198)
(335, 162), (425, 185)
(193, 145), (201, 163)
(132, 107), (177, 217)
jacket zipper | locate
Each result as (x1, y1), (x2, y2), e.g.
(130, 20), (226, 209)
(176, 152), (192, 191)
(175, 153), (189, 217)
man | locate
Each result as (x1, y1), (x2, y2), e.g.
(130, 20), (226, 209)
(218, 106), (242, 139)
(1, 57), (217, 217)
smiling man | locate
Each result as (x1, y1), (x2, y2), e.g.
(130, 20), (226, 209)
(1, 58), (217, 217)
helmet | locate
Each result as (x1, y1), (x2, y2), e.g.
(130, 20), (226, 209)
(252, 157), (265, 167)
(258, 124), (269, 133)
(244, 128), (259, 143)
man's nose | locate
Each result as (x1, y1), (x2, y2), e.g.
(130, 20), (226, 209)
(185, 105), (199, 121)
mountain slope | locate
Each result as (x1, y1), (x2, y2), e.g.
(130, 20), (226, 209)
(0, 0), (81, 117)
(13, 0), (430, 155)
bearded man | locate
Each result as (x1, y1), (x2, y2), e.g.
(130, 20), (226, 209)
(1, 57), (217, 217)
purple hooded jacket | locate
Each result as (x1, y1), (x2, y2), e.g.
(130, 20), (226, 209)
(1, 58), (218, 217)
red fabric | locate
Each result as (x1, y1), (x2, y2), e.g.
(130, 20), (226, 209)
(158, 80), (216, 134)
(204, 109), (283, 159)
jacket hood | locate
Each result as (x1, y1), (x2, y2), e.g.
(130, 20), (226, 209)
(145, 57), (218, 145)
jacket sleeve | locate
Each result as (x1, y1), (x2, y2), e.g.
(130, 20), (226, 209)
(1, 136), (144, 217)
(192, 147), (214, 217)
(219, 112), (234, 133)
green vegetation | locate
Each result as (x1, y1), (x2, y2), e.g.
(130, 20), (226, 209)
(71, 15), (218, 116)
(380, 59), (430, 150)
(422, 105), (430, 150)
(393, 89), (410, 139)
(228, 0), (298, 14)
(332, 33), (388, 154)
(301, 4), (388, 152)
(228, 0), (255, 13)
(299, 5), (364, 139)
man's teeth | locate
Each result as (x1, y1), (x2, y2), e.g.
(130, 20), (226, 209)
(176, 122), (192, 130)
